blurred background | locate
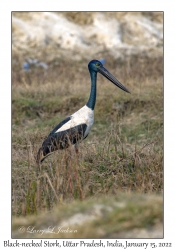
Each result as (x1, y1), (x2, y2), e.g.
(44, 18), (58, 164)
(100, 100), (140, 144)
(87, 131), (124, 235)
(12, 12), (163, 238)
(12, 12), (163, 63)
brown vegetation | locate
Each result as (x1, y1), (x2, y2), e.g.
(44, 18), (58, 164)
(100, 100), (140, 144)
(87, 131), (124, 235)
(12, 53), (163, 219)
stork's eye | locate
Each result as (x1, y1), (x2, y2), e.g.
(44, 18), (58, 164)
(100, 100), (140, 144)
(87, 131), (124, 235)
(95, 63), (100, 66)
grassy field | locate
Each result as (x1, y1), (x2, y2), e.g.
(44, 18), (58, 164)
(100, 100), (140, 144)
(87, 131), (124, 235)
(12, 193), (163, 238)
(12, 52), (163, 237)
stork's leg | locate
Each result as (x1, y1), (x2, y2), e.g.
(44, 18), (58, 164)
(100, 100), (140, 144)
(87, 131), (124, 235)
(74, 143), (80, 168)
(74, 143), (79, 154)
(65, 150), (73, 194)
(74, 144), (79, 172)
(73, 144), (84, 199)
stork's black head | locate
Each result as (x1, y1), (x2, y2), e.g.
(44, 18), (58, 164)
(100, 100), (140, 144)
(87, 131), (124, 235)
(88, 59), (130, 94)
(88, 59), (103, 72)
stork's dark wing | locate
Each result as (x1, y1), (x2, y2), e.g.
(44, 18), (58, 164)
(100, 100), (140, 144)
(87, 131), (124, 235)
(37, 123), (87, 164)
(49, 116), (71, 135)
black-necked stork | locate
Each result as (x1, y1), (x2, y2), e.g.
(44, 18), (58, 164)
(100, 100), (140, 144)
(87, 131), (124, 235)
(37, 60), (130, 164)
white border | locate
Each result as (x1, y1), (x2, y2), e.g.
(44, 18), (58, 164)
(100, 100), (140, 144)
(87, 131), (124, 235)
(1, 0), (174, 248)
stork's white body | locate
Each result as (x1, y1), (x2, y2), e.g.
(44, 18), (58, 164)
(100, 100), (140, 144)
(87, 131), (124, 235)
(55, 105), (94, 138)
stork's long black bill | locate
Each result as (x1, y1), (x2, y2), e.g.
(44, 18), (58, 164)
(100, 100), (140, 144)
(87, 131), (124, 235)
(98, 66), (130, 93)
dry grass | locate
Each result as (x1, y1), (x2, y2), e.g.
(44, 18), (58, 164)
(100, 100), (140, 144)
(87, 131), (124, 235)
(12, 193), (163, 238)
(12, 53), (163, 219)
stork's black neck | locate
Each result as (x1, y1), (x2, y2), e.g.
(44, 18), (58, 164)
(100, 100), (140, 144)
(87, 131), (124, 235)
(86, 70), (97, 110)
